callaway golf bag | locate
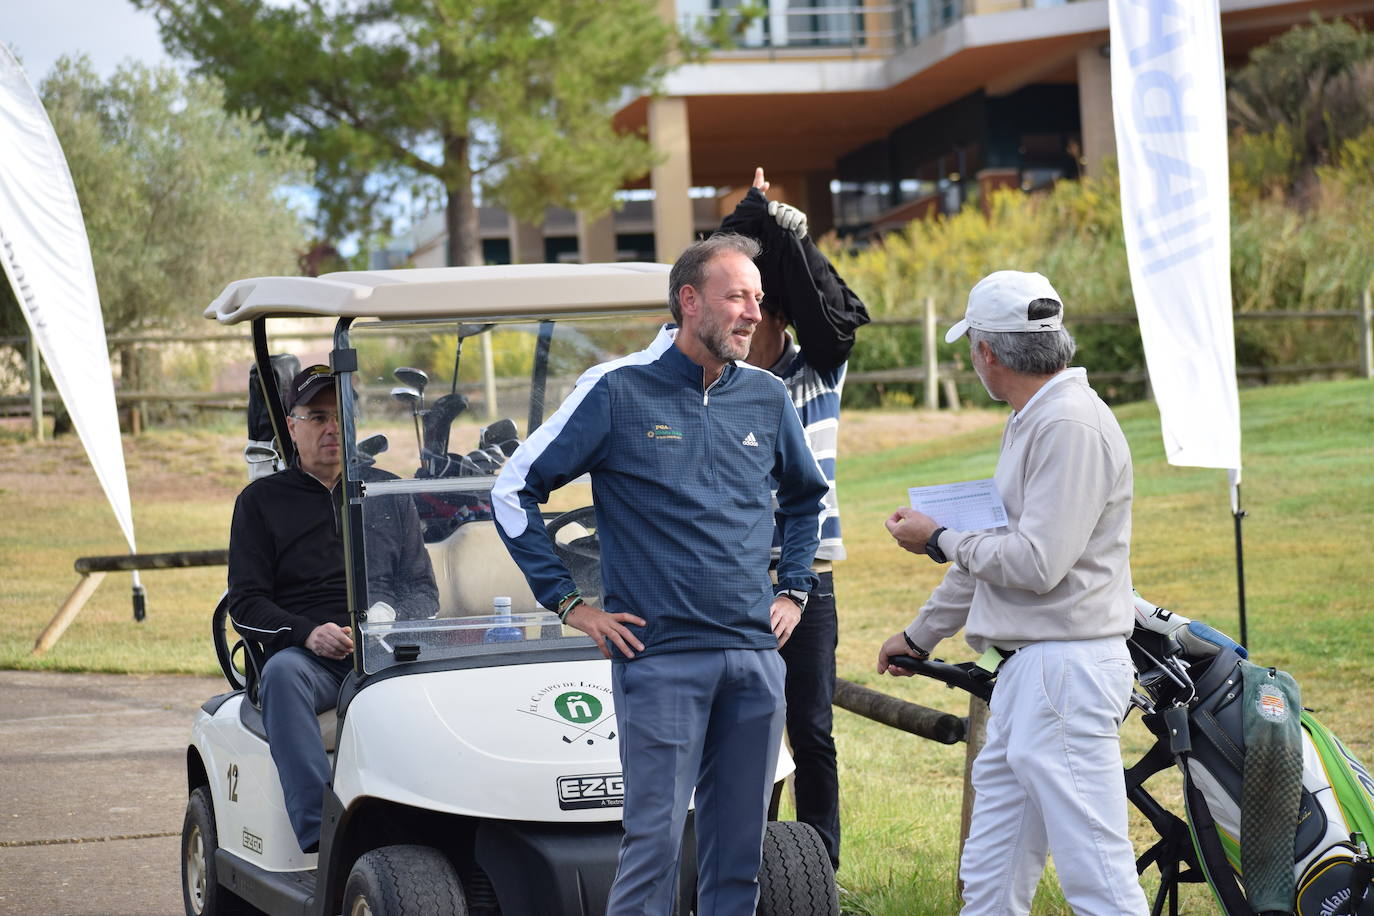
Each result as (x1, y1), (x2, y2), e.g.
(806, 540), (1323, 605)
(896, 595), (1374, 916)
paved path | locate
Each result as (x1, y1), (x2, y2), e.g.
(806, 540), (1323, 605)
(0, 670), (225, 916)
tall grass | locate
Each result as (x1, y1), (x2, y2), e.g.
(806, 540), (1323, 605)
(823, 134), (1374, 409)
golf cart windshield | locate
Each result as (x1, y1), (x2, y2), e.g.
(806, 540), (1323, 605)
(348, 312), (665, 674)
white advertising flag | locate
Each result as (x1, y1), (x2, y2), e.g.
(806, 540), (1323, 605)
(0, 45), (137, 552)
(1109, 0), (1241, 474)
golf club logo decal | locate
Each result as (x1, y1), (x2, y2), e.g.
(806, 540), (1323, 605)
(522, 681), (617, 745)
(555, 691), (602, 724)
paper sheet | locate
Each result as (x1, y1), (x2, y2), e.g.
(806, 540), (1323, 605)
(907, 478), (1008, 531)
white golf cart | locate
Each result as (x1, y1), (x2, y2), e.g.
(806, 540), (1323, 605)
(183, 264), (838, 916)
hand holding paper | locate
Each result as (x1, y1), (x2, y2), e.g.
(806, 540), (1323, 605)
(907, 478), (1008, 531)
(886, 507), (940, 555)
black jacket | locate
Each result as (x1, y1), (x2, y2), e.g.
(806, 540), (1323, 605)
(718, 187), (870, 373)
(227, 466), (438, 657)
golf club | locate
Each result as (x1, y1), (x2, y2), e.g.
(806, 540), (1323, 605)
(394, 367), (429, 411)
(390, 385), (423, 460)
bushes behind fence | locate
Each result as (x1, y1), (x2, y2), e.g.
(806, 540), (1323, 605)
(825, 128), (1374, 408)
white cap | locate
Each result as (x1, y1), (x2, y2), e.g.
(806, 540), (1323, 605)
(945, 270), (1064, 343)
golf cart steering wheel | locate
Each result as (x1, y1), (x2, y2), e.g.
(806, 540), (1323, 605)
(546, 506), (601, 603)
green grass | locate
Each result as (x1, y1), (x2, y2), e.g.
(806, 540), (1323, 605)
(828, 379), (1374, 914)
(0, 379), (1370, 913)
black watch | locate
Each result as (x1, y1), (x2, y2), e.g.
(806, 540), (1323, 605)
(775, 588), (809, 612)
(925, 527), (949, 564)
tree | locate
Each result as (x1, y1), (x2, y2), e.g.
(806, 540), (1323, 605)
(31, 58), (311, 334)
(135, 0), (694, 266)
(1228, 15), (1374, 200)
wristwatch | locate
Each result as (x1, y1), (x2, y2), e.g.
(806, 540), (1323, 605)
(925, 527), (949, 564)
(775, 588), (809, 612)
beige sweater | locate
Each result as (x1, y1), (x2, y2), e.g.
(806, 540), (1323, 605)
(906, 371), (1135, 654)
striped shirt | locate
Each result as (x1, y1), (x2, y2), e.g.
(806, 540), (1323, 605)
(767, 338), (847, 562)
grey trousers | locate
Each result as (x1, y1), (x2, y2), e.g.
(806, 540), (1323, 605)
(607, 648), (786, 916)
(259, 647), (349, 853)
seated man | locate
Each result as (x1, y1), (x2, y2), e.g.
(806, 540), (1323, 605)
(227, 364), (437, 853)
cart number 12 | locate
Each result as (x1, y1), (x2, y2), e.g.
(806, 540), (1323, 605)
(227, 763), (239, 802)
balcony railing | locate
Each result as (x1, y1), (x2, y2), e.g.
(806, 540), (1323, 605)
(681, 0), (1081, 57)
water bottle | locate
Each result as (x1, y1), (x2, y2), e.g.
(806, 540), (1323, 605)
(484, 595), (523, 643)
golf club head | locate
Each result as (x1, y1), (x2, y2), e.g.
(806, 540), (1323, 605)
(463, 449), (500, 474)
(394, 366), (429, 394)
(480, 418), (518, 450)
(358, 433), (389, 457)
(391, 385), (421, 408)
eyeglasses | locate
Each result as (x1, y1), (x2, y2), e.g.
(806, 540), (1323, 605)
(289, 411), (339, 427)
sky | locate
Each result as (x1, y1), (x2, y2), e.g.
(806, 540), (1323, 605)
(3, 0), (173, 85)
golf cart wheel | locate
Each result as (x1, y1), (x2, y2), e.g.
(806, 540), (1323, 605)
(181, 785), (253, 916)
(757, 821), (839, 916)
(343, 845), (468, 916)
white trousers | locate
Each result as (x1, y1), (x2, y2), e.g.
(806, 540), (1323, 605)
(959, 636), (1149, 916)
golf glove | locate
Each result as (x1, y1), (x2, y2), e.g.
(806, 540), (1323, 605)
(367, 601), (396, 623)
(768, 200), (808, 239)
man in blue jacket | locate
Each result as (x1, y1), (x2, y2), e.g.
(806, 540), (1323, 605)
(494, 233), (829, 915)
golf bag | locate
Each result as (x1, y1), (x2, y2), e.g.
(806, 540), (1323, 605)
(244, 353), (299, 479)
(898, 595), (1374, 916)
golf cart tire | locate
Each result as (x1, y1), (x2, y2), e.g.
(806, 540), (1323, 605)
(757, 821), (839, 916)
(342, 845), (468, 916)
(181, 786), (254, 916)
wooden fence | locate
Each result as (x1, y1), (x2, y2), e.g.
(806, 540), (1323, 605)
(852, 292), (1374, 409)
(3, 294), (1371, 434)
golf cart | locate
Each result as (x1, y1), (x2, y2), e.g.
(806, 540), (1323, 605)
(183, 264), (838, 916)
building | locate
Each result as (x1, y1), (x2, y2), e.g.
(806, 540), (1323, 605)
(400, 0), (1373, 266)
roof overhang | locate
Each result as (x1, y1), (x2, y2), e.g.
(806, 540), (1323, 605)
(616, 0), (1374, 186)
(204, 263), (672, 325)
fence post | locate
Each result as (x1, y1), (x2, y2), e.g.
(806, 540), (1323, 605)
(482, 332), (498, 419)
(956, 695), (990, 900)
(27, 332), (43, 442)
(924, 296), (939, 410)
(1361, 289), (1373, 380)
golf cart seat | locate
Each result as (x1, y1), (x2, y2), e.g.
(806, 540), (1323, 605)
(212, 593), (339, 751)
(427, 520), (538, 617)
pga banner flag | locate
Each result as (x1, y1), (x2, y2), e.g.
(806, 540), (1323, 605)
(1109, 0), (1242, 475)
(0, 45), (138, 552)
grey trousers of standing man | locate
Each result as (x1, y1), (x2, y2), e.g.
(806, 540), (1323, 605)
(607, 648), (786, 916)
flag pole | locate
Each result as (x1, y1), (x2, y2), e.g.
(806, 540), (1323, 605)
(1229, 471), (1248, 648)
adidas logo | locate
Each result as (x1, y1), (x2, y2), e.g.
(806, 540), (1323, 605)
(742, 432), (759, 447)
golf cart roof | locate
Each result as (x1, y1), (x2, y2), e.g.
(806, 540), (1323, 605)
(205, 262), (672, 325)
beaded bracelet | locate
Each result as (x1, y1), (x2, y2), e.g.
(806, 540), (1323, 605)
(557, 591), (584, 623)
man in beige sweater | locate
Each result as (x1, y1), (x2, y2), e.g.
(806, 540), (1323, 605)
(877, 270), (1148, 916)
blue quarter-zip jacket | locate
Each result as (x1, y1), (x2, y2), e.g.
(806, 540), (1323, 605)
(494, 325), (828, 660)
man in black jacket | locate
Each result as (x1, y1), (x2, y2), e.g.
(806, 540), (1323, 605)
(719, 168), (869, 871)
(227, 365), (437, 853)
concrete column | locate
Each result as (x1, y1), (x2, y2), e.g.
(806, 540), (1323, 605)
(508, 215), (545, 265)
(576, 211), (618, 264)
(649, 96), (694, 263)
(862, 0), (893, 49)
(1077, 45), (1116, 178)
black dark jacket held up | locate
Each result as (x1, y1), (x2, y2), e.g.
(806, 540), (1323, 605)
(717, 187), (870, 373)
